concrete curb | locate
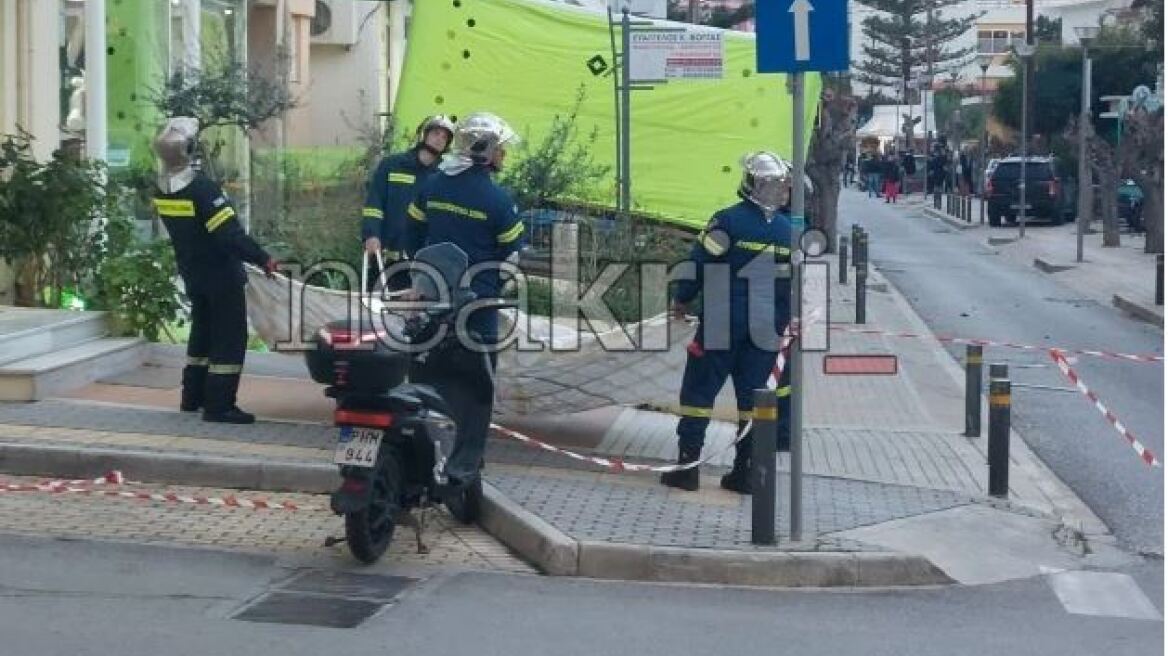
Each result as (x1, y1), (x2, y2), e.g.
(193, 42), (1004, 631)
(922, 206), (977, 231)
(1033, 258), (1075, 274)
(1112, 294), (1165, 328)
(575, 541), (952, 587)
(0, 440), (954, 587)
(0, 441), (339, 493)
(1107, 294), (1163, 326)
(480, 483), (578, 576)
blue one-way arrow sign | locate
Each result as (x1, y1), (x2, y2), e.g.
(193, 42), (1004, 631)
(756, 0), (849, 73)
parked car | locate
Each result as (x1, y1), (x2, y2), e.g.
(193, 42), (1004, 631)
(984, 157), (1071, 227)
(1117, 179), (1145, 233)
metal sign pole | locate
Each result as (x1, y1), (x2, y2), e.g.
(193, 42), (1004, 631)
(789, 72), (805, 543)
(620, 8), (632, 214)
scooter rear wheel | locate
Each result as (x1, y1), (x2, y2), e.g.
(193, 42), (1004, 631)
(345, 448), (402, 564)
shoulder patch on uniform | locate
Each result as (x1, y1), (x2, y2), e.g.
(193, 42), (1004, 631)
(212, 195), (228, 208)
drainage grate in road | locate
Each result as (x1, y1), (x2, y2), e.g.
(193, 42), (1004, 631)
(278, 570), (418, 601)
(233, 592), (384, 629)
(232, 571), (421, 629)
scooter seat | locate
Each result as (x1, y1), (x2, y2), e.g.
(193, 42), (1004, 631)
(388, 384), (451, 416)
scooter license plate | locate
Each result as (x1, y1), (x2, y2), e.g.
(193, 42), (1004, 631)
(335, 426), (383, 467)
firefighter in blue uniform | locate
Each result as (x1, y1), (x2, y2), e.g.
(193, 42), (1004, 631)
(660, 151), (794, 493)
(404, 112), (525, 513)
(361, 115), (455, 291)
(152, 118), (278, 425)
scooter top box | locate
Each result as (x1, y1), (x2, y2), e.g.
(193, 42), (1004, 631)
(306, 319), (411, 393)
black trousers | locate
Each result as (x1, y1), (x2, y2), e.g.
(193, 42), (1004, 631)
(412, 347), (498, 483)
(182, 282), (248, 414)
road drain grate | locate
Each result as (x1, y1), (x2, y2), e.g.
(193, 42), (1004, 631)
(232, 571), (420, 628)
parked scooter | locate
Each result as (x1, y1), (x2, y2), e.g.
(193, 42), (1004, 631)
(305, 243), (502, 564)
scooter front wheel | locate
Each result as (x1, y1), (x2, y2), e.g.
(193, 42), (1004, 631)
(345, 448), (402, 564)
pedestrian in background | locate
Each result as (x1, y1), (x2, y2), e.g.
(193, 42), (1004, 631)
(864, 152), (882, 198)
(881, 154), (901, 203)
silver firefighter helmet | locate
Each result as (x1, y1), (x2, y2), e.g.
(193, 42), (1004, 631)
(415, 114), (456, 154)
(153, 117), (199, 170)
(153, 117), (200, 193)
(451, 112), (519, 166)
(738, 150), (793, 213)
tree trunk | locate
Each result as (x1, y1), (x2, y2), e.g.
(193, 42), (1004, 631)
(1140, 174), (1164, 254)
(1101, 163), (1121, 248)
(809, 177), (842, 248)
(806, 88), (858, 254)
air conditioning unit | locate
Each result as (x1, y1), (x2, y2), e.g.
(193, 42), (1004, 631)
(310, 0), (359, 47)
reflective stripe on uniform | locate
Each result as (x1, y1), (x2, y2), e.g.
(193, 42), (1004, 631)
(428, 200), (487, 220)
(737, 241), (791, 257)
(388, 172), (416, 184)
(187, 357), (209, 366)
(407, 203), (426, 221)
(153, 199), (196, 218)
(737, 410), (754, 421)
(497, 222), (524, 244)
(382, 250), (403, 261)
(678, 405), (713, 418)
(205, 207), (236, 232)
(362, 207), (384, 219)
(208, 364), (243, 375)
(776, 386), (792, 398)
(700, 231), (728, 256)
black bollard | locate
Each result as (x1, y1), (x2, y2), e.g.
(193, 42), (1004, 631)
(1156, 254), (1163, 306)
(855, 232), (868, 325)
(988, 376), (1011, 498)
(964, 345), (983, 437)
(839, 236), (849, 286)
(751, 389), (778, 545)
(851, 224), (862, 266)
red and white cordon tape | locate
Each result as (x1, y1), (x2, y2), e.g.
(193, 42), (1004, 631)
(492, 318), (807, 474)
(831, 325), (1164, 365)
(0, 470), (315, 510)
(1048, 350), (1161, 468)
(1, 470), (125, 493)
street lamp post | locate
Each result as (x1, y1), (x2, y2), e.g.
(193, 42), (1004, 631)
(1074, 26), (1099, 263)
(920, 74), (933, 196)
(1015, 42), (1037, 239)
(977, 54), (993, 224)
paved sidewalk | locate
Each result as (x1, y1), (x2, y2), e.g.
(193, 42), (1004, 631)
(917, 195), (1163, 326)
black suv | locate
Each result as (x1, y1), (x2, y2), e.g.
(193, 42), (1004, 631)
(984, 157), (1071, 227)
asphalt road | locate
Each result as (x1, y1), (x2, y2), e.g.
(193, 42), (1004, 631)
(0, 535), (1161, 656)
(839, 189), (1164, 556)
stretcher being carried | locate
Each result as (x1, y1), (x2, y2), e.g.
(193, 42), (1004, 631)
(243, 261), (695, 416)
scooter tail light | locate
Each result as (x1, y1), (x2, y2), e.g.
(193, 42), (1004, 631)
(335, 409), (394, 428)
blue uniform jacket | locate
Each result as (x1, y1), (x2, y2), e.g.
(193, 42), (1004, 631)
(674, 199), (793, 347)
(361, 147), (437, 254)
(405, 166), (525, 337)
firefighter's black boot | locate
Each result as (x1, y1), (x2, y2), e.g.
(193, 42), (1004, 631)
(179, 365), (207, 412)
(721, 424), (753, 494)
(203, 372), (255, 424)
(659, 447), (701, 491)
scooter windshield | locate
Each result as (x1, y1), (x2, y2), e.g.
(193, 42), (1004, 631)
(410, 242), (471, 310)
